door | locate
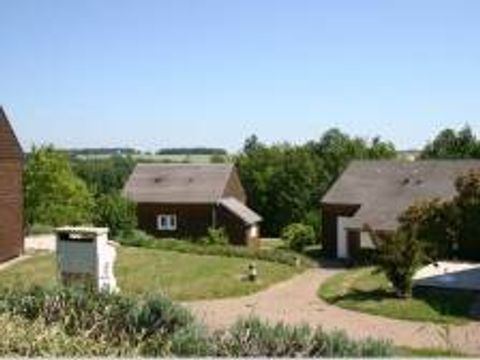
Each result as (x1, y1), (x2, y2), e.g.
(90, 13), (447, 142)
(337, 216), (349, 259)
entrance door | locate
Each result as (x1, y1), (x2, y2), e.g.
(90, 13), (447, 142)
(337, 217), (349, 259)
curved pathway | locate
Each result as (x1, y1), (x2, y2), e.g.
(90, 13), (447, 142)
(186, 267), (480, 355)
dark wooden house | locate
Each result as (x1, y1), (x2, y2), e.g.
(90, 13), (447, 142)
(321, 160), (480, 261)
(0, 107), (24, 262)
(123, 164), (262, 245)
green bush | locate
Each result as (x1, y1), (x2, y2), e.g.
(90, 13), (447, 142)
(281, 223), (316, 252)
(94, 192), (137, 238)
(28, 224), (55, 236)
(118, 229), (154, 247)
(118, 231), (313, 268)
(0, 314), (121, 356)
(24, 146), (95, 227)
(213, 317), (394, 357)
(366, 225), (425, 298)
(199, 227), (229, 246)
(0, 286), (194, 355)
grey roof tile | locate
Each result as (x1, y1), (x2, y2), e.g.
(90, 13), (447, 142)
(322, 160), (480, 231)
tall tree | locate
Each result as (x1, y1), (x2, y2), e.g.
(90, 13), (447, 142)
(71, 155), (136, 196)
(24, 146), (95, 227)
(236, 129), (395, 237)
(421, 125), (479, 159)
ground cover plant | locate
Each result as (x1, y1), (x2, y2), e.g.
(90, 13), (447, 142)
(318, 267), (476, 325)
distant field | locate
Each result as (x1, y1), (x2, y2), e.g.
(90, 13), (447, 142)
(76, 153), (231, 163)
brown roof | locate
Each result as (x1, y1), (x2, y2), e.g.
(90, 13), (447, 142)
(0, 107), (23, 160)
(219, 197), (262, 225)
(321, 160), (480, 231)
(124, 163), (235, 203)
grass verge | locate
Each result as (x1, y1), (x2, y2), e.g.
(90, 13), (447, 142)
(0, 247), (301, 301)
(318, 267), (476, 325)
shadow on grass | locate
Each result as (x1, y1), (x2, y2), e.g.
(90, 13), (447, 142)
(413, 287), (476, 320)
(328, 285), (476, 321)
(328, 287), (398, 304)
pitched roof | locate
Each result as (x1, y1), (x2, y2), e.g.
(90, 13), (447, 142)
(0, 107), (23, 160)
(219, 197), (262, 225)
(321, 160), (480, 231)
(123, 163), (235, 203)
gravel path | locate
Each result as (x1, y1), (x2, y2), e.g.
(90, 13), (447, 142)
(187, 267), (480, 355)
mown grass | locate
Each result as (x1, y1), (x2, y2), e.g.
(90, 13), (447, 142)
(0, 247), (300, 301)
(318, 267), (476, 325)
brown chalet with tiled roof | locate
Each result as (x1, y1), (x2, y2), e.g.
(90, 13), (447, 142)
(0, 107), (24, 262)
(123, 163), (262, 245)
(321, 160), (480, 260)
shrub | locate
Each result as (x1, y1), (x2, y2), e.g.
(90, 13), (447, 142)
(366, 225), (425, 298)
(28, 224), (55, 236)
(118, 229), (155, 247)
(94, 192), (137, 238)
(281, 223), (316, 252)
(0, 288), (395, 357)
(117, 232), (313, 268)
(24, 146), (95, 227)
(199, 227), (229, 246)
(0, 314), (120, 356)
(399, 198), (455, 260)
(0, 286), (195, 355)
(213, 317), (394, 357)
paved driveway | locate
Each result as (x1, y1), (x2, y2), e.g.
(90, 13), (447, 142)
(187, 267), (480, 355)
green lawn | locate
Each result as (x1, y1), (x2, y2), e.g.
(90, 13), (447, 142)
(0, 247), (300, 301)
(319, 267), (476, 325)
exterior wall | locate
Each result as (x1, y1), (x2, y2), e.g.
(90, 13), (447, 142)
(217, 205), (251, 245)
(360, 231), (375, 249)
(136, 202), (252, 245)
(0, 154), (23, 262)
(321, 203), (360, 258)
(222, 168), (247, 203)
(137, 203), (215, 239)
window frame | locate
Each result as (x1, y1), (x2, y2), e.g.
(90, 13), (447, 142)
(157, 214), (177, 231)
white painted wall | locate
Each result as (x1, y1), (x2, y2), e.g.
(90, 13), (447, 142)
(360, 231), (376, 249)
(337, 217), (349, 258)
(248, 225), (259, 239)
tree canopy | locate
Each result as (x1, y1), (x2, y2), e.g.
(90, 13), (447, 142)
(236, 129), (396, 237)
(421, 125), (480, 159)
(71, 155), (136, 196)
(24, 146), (95, 227)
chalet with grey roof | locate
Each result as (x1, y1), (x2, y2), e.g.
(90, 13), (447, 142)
(321, 160), (480, 260)
(0, 107), (24, 262)
(123, 164), (262, 245)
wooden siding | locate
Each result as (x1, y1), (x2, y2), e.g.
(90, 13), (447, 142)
(217, 204), (249, 245)
(222, 167), (247, 203)
(137, 203), (214, 239)
(0, 109), (24, 262)
(136, 202), (252, 244)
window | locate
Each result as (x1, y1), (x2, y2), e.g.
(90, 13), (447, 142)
(157, 214), (177, 231)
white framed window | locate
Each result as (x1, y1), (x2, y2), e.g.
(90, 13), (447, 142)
(157, 214), (177, 231)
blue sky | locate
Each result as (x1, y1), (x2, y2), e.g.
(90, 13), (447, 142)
(1, 0), (480, 152)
